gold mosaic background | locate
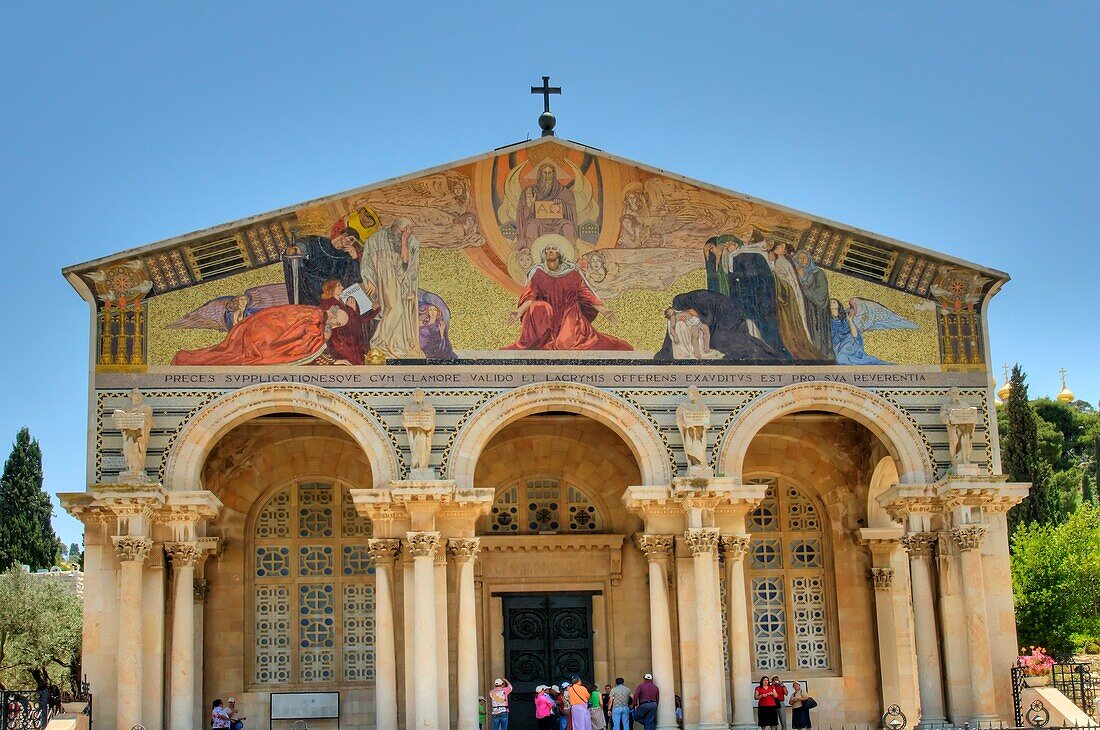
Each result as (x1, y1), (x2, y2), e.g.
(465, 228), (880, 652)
(824, 270), (937, 364)
(147, 265), (285, 366)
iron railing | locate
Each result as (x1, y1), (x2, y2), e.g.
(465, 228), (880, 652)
(0, 690), (50, 730)
(1012, 662), (1096, 725)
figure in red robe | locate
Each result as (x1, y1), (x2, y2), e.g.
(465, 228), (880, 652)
(172, 304), (346, 366)
(505, 244), (631, 351)
(320, 279), (380, 365)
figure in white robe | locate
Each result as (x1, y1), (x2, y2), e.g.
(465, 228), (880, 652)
(361, 218), (424, 358)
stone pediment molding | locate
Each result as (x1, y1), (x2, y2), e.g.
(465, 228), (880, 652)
(877, 476), (1029, 523)
(60, 485), (223, 540)
(716, 381), (936, 485)
(445, 381), (673, 489)
(479, 534), (625, 585)
(162, 382), (399, 492)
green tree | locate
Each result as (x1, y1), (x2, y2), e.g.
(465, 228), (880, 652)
(1012, 505), (1100, 653)
(0, 429), (60, 571)
(66, 543), (79, 562)
(0, 569), (82, 690)
(1003, 367), (1059, 530)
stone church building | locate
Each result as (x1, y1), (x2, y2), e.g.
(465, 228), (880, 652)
(61, 134), (1027, 730)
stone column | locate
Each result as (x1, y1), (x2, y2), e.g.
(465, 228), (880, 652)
(166, 543), (200, 730)
(449, 539), (482, 730)
(951, 525), (998, 723)
(637, 535), (678, 730)
(368, 539), (402, 730)
(685, 528), (727, 730)
(406, 531), (440, 730)
(722, 535), (755, 730)
(434, 549), (450, 729)
(901, 533), (947, 727)
(113, 535), (152, 730)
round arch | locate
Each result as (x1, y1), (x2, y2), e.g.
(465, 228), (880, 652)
(717, 381), (935, 485)
(163, 382), (399, 491)
(446, 382), (673, 488)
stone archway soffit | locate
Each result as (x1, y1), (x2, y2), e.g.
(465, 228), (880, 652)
(163, 382), (399, 491)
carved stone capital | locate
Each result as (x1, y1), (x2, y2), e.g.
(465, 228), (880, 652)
(113, 535), (152, 563)
(166, 542), (201, 569)
(404, 531), (441, 558)
(683, 527), (721, 556)
(900, 532), (938, 558)
(721, 534), (751, 562)
(635, 534), (674, 561)
(366, 538), (402, 567)
(869, 567), (894, 589)
(447, 538), (482, 563)
(193, 579), (209, 602)
(951, 524), (988, 552)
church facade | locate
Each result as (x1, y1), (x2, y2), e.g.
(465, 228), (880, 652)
(61, 137), (1027, 730)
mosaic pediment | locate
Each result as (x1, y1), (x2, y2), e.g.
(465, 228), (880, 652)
(68, 139), (1004, 371)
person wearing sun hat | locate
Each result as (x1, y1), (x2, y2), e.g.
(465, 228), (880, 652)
(535, 685), (557, 729)
(489, 677), (513, 729)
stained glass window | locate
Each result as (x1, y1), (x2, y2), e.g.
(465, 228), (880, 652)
(746, 478), (832, 672)
(251, 482), (375, 686)
(488, 478), (604, 534)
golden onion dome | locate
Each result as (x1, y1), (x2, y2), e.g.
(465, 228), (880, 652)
(996, 364), (1011, 402)
(1056, 369), (1074, 403)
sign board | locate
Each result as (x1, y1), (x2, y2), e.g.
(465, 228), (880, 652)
(270, 692), (339, 720)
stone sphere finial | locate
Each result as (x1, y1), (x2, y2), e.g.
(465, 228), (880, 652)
(538, 111), (557, 136)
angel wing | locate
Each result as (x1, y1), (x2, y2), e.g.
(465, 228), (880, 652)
(245, 283), (289, 310)
(567, 159), (600, 225)
(166, 295), (236, 331)
(496, 164), (525, 225)
(849, 297), (919, 333)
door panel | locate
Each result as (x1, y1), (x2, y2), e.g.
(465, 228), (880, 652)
(502, 593), (594, 730)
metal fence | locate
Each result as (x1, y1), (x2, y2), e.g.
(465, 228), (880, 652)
(0, 690), (51, 730)
(1012, 662), (1096, 726)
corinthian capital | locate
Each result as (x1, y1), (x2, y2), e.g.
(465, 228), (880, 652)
(166, 542), (200, 569)
(869, 567), (894, 589)
(635, 534), (674, 560)
(683, 527), (721, 556)
(404, 531), (441, 558)
(721, 535), (751, 562)
(951, 524), (988, 552)
(447, 538), (482, 563)
(900, 532), (937, 558)
(113, 535), (153, 563)
(366, 538), (402, 566)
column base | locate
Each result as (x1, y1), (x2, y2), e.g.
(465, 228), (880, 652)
(917, 717), (949, 729)
(732, 723), (759, 730)
(698, 723), (730, 730)
(969, 715), (1002, 728)
(657, 724), (680, 730)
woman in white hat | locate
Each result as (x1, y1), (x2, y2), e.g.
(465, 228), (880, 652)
(535, 685), (557, 730)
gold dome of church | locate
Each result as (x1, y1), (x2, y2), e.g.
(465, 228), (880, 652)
(996, 364), (1011, 402)
(1057, 368), (1075, 403)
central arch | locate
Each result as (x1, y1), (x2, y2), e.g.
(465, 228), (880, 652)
(717, 381), (935, 484)
(446, 381), (673, 488)
(163, 382), (399, 491)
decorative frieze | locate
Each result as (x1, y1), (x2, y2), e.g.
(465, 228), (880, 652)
(367, 538), (402, 566)
(869, 567), (895, 589)
(720, 534), (751, 562)
(447, 538), (482, 563)
(683, 527), (721, 556)
(404, 531), (441, 558)
(113, 535), (152, 562)
(951, 524), (988, 552)
(900, 532), (938, 558)
(636, 534), (674, 560)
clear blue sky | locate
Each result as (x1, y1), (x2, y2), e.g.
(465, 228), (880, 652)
(1, 2), (1096, 548)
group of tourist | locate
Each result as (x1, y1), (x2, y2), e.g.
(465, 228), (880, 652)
(755, 675), (816, 730)
(485, 673), (671, 730)
(210, 697), (246, 730)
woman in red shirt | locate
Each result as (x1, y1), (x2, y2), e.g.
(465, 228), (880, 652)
(755, 676), (780, 730)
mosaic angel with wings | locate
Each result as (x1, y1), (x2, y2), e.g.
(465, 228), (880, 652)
(166, 283), (289, 331)
(829, 297), (919, 365)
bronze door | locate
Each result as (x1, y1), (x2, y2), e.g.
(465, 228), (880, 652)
(501, 593), (595, 730)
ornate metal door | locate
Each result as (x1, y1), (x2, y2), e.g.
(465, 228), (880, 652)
(501, 593), (594, 730)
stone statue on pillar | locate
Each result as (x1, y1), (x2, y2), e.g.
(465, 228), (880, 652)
(940, 387), (979, 474)
(112, 388), (154, 483)
(676, 386), (712, 477)
(403, 389), (437, 479)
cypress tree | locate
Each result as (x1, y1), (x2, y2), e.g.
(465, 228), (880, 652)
(0, 427), (60, 571)
(1003, 366), (1058, 531)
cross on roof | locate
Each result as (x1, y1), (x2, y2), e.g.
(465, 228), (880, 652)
(531, 75), (561, 113)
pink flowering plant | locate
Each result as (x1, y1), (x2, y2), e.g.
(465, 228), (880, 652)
(1017, 646), (1055, 677)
